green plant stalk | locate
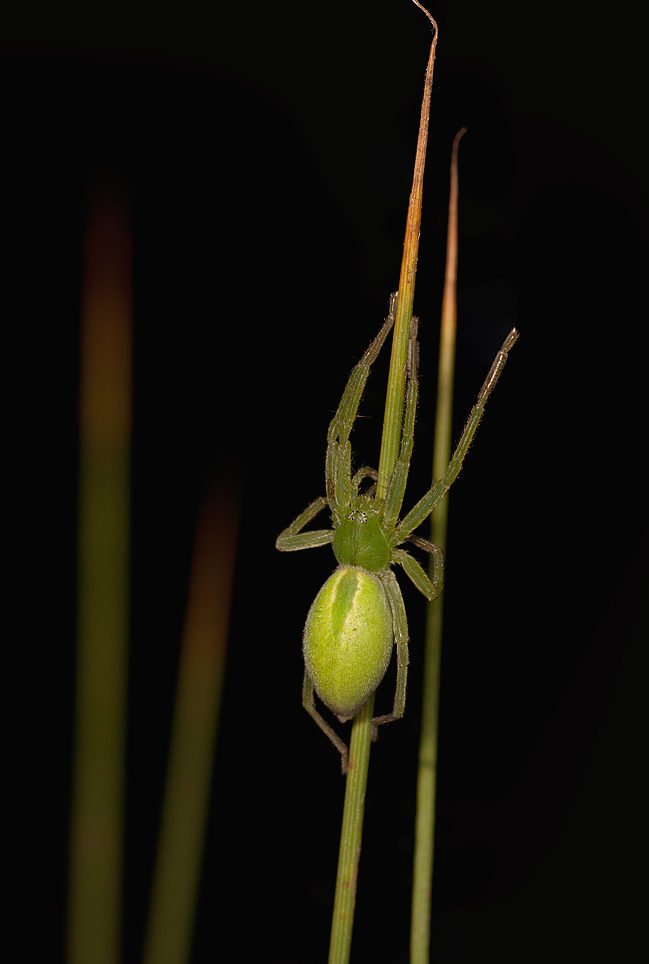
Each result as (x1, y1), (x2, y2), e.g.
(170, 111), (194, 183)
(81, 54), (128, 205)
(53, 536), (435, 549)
(410, 126), (465, 964)
(328, 8), (439, 963)
(143, 487), (239, 964)
(377, 3), (438, 502)
(68, 174), (132, 964)
(328, 694), (375, 964)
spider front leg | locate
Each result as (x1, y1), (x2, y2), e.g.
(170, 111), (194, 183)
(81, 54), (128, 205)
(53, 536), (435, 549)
(371, 569), (410, 740)
(383, 316), (419, 528)
(275, 496), (333, 551)
(302, 669), (349, 774)
(326, 293), (397, 520)
(394, 328), (519, 543)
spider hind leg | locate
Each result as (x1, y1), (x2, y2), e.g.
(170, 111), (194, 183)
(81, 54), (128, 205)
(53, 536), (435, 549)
(302, 670), (349, 774)
(371, 569), (410, 740)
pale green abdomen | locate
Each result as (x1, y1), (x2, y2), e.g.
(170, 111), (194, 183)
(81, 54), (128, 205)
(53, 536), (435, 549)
(303, 567), (393, 720)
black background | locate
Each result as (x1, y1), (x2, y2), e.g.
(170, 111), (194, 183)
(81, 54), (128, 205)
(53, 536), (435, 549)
(6, 2), (648, 962)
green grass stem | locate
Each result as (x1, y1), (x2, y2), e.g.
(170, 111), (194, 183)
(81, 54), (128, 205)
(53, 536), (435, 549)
(328, 9), (439, 962)
(377, 4), (438, 502)
(143, 487), (239, 964)
(328, 694), (375, 964)
(410, 127), (466, 964)
(68, 173), (132, 964)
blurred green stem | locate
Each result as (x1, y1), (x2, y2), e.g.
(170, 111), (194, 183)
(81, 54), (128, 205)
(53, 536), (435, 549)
(410, 127), (466, 964)
(68, 173), (132, 964)
(143, 486), (239, 964)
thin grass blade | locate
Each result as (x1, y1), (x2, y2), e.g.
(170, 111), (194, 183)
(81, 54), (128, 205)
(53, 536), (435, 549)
(410, 127), (466, 963)
(69, 172), (132, 964)
(328, 8), (440, 962)
(143, 484), (239, 964)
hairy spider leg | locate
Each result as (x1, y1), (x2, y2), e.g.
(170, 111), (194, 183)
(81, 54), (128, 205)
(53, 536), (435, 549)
(371, 569), (410, 736)
(275, 496), (332, 552)
(393, 547), (442, 601)
(325, 293), (397, 523)
(351, 466), (378, 499)
(394, 328), (519, 543)
(383, 315), (420, 529)
(302, 669), (350, 774)
(374, 316), (443, 599)
(276, 299), (398, 552)
(403, 534), (444, 599)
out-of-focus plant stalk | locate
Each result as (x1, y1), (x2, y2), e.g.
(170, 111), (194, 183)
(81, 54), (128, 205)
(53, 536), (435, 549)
(143, 486), (239, 964)
(410, 127), (466, 964)
(69, 173), (132, 964)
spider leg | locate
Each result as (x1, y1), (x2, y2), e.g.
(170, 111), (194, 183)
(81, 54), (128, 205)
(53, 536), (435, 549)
(276, 496), (333, 551)
(326, 293), (397, 522)
(302, 669), (349, 774)
(371, 569), (409, 739)
(393, 546), (443, 600)
(351, 466), (378, 499)
(393, 328), (519, 542)
(384, 316), (419, 528)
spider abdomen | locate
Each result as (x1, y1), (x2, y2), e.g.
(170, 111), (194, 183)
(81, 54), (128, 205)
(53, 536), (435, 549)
(303, 567), (393, 721)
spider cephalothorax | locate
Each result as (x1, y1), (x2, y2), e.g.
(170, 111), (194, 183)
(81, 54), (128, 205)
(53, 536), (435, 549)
(277, 294), (517, 771)
(333, 497), (390, 571)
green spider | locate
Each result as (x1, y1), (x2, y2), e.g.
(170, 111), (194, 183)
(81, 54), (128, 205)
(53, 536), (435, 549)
(277, 292), (518, 772)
